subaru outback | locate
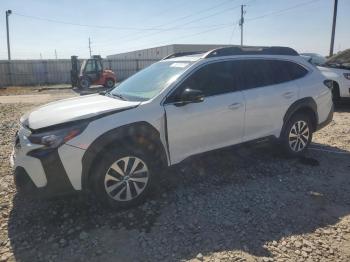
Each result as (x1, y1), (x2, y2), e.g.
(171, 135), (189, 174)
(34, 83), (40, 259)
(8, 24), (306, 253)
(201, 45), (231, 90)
(11, 46), (334, 208)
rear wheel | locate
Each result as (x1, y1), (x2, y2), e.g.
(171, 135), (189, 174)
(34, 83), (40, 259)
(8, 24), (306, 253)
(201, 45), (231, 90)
(104, 79), (115, 89)
(280, 113), (313, 156)
(92, 148), (157, 208)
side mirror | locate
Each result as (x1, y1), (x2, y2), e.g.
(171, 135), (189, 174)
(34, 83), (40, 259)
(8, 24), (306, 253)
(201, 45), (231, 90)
(175, 88), (204, 106)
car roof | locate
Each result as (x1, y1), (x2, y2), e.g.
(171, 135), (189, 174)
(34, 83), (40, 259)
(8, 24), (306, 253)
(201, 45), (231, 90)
(162, 46), (300, 63)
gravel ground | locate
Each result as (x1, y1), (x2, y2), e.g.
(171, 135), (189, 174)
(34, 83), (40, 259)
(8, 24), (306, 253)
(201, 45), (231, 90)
(0, 90), (350, 262)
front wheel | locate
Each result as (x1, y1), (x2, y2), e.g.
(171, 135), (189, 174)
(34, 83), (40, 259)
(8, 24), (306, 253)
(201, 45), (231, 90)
(280, 114), (313, 156)
(92, 148), (157, 209)
(79, 77), (91, 89)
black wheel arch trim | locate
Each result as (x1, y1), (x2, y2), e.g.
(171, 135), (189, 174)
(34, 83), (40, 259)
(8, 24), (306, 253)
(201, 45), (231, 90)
(283, 97), (318, 126)
(81, 121), (168, 191)
(26, 147), (76, 196)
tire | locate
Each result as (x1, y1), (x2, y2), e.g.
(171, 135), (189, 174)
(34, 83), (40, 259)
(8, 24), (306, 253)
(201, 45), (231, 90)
(332, 82), (340, 101)
(79, 77), (91, 89)
(280, 113), (313, 156)
(91, 148), (158, 209)
(104, 79), (115, 89)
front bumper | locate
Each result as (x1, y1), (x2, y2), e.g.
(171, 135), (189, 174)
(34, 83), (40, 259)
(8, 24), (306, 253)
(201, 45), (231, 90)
(11, 126), (82, 197)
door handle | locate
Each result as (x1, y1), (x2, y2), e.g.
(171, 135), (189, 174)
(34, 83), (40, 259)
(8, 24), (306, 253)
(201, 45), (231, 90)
(228, 102), (242, 110)
(282, 92), (294, 99)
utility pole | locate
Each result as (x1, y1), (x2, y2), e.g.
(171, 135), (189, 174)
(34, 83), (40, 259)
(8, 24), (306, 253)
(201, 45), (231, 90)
(239, 5), (246, 47)
(88, 37), (92, 57)
(5, 10), (12, 60)
(329, 0), (338, 57)
(55, 49), (58, 59)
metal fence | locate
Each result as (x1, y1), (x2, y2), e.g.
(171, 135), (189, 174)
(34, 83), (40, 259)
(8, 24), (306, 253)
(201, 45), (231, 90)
(0, 59), (159, 87)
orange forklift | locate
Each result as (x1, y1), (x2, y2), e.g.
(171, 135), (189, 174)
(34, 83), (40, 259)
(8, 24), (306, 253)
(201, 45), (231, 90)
(71, 55), (117, 89)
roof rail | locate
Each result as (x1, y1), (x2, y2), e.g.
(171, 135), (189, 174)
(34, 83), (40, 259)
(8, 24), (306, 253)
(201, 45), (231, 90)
(204, 46), (299, 58)
(162, 51), (204, 60)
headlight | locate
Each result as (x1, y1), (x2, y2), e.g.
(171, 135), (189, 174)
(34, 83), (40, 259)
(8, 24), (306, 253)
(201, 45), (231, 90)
(343, 73), (350, 80)
(28, 122), (88, 148)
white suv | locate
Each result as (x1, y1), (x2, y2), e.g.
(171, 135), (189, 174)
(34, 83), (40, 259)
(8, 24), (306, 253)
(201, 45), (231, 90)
(301, 52), (350, 100)
(11, 46), (334, 208)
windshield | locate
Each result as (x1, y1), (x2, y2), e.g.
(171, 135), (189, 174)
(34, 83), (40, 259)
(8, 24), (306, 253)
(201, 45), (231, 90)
(110, 61), (193, 101)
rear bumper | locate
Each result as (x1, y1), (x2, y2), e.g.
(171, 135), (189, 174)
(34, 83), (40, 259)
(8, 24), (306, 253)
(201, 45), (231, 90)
(316, 104), (334, 131)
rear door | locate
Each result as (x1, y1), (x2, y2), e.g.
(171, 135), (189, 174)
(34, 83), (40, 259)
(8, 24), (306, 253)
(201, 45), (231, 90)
(233, 59), (308, 141)
(164, 61), (245, 164)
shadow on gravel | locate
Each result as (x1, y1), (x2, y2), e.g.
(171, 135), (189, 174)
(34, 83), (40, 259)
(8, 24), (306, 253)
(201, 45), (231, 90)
(8, 142), (350, 261)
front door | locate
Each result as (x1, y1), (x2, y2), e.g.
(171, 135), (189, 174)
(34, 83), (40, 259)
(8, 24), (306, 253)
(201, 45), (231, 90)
(164, 61), (245, 164)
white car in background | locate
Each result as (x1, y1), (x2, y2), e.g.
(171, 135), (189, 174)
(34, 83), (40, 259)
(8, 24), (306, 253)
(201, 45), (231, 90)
(301, 51), (350, 100)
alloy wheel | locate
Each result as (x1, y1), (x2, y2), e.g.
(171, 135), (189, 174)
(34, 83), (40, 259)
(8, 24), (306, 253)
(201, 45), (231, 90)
(288, 120), (310, 152)
(104, 156), (149, 201)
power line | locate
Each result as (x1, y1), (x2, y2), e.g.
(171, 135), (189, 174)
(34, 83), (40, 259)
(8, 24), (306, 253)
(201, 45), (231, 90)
(12, 1), (234, 33)
(245, 0), (321, 22)
(12, 12), (211, 32)
(94, 0), (238, 47)
(229, 23), (238, 45)
(119, 24), (234, 54)
(97, 0), (256, 54)
(96, 2), (243, 50)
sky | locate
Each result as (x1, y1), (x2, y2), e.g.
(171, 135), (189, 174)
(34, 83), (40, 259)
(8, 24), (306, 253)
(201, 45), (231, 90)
(0, 0), (349, 59)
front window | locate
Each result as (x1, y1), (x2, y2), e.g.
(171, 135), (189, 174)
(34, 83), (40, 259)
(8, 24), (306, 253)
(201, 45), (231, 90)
(85, 60), (96, 73)
(110, 61), (193, 101)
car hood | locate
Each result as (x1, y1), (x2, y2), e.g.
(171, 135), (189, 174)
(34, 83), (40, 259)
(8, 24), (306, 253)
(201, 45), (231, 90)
(21, 94), (140, 130)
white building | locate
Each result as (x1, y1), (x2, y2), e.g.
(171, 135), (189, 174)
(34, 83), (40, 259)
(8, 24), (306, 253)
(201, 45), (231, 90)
(107, 44), (232, 60)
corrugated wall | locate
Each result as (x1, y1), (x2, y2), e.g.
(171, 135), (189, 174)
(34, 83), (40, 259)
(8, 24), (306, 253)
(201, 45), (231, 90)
(0, 59), (158, 87)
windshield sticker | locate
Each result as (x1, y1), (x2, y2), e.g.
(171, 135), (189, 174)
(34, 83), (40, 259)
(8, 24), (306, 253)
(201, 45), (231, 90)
(170, 63), (189, 68)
